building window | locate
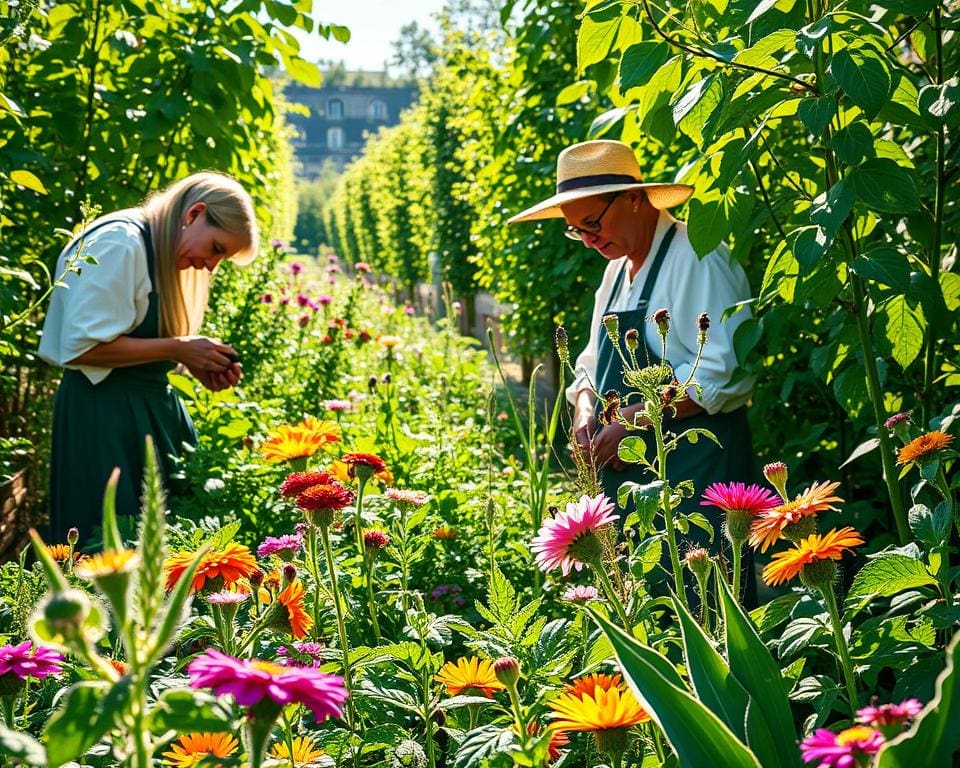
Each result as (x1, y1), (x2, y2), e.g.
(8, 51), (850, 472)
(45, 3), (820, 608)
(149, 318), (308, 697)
(327, 126), (344, 149)
(327, 98), (343, 119)
(369, 100), (387, 120)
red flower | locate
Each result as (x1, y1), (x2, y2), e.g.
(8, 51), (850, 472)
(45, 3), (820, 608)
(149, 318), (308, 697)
(280, 471), (334, 497)
(341, 452), (387, 475)
(297, 483), (354, 511)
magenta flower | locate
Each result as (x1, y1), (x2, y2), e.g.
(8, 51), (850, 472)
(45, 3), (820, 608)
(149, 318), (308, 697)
(188, 649), (347, 722)
(884, 412), (911, 429)
(384, 487), (429, 507)
(562, 585), (599, 603)
(206, 591), (250, 605)
(530, 493), (619, 576)
(271, 238), (286, 250)
(404, 305), (415, 316)
(0, 641), (64, 681)
(261, 292), (273, 304)
(701, 482), (780, 516)
(296, 293), (310, 307)
(327, 254), (338, 263)
(856, 698), (922, 728)
(800, 726), (883, 767)
(324, 399), (352, 412)
(277, 641), (326, 667)
(354, 262), (371, 273)
(318, 294), (333, 306)
(288, 259), (302, 274)
(257, 534), (303, 561)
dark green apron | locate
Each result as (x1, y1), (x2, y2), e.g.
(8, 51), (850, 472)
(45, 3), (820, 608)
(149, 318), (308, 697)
(596, 224), (755, 553)
(49, 218), (197, 549)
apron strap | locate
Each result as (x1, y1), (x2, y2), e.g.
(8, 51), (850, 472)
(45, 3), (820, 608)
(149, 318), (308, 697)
(635, 223), (677, 314)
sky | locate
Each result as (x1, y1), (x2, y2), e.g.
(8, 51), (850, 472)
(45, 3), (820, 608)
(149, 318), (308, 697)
(292, 0), (448, 72)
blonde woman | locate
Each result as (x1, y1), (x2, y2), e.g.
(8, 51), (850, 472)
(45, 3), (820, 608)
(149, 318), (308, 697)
(39, 172), (259, 547)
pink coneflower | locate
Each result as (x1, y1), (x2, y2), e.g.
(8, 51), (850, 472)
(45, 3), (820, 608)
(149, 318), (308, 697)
(206, 590), (251, 605)
(296, 293), (310, 307)
(261, 293), (273, 304)
(257, 534), (303, 561)
(384, 487), (430, 507)
(363, 530), (390, 552)
(327, 254), (338, 263)
(799, 726), (883, 767)
(856, 698), (922, 729)
(562, 585), (599, 603)
(318, 295), (333, 306)
(701, 482), (780, 544)
(324, 399), (352, 412)
(187, 649), (347, 723)
(531, 494), (619, 576)
(0, 641), (63, 682)
(355, 262), (371, 273)
(277, 641), (326, 667)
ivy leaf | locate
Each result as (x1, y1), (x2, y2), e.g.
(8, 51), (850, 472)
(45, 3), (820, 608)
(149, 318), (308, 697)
(879, 295), (925, 370)
(847, 554), (937, 600)
(848, 158), (920, 214)
(830, 47), (891, 118)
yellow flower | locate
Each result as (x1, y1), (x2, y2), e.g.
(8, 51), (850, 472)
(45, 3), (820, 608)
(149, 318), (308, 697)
(435, 657), (506, 698)
(162, 732), (238, 767)
(563, 673), (623, 699)
(749, 480), (843, 552)
(270, 735), (326, 766)
(897, 430), (954, 465)
(75, 549), (139, 579)
(379, 335), (403, 349)
(548, 685), (650, 733)
(762, 527), (864, 586)
(260, 418), (342, 463)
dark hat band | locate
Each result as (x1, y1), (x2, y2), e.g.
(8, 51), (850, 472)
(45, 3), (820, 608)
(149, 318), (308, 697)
(556, 173), (640, 193)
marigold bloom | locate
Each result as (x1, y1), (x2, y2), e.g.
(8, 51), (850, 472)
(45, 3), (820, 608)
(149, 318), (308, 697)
(435, 657), (506, 698)
(750, 481), (843, 552)
(188, 649), (347, 722)
(109, 658), (129, 676)
(379, 335), (403, 349)
(164, 543), (258, 592)
(564, 673), (623, 699)
(274, 580), (314, 639)
(75, 549), (139, 579)
(270, 735), (326, 765)
(260, 419), (341, 463)
(531, 493), (619, 576)
(0, 641), (63, 681)
(799, 725), (883, 767)
(281, 471), (334, 497)
(548, 685), (650, 733)
(856, 698), (923, 728)
(46, 544), (85, 564)
(896, 430), (954, 465)
(162, 732), (238, 767)
(762, 527), (864, 587)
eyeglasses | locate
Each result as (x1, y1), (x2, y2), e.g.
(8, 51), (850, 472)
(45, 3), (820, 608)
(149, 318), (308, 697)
(564, 193), (621, 241)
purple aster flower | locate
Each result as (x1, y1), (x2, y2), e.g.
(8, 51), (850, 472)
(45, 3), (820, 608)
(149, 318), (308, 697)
(277, 641), (326, 667)
(188, 649), (347, 722)
(0, 641), (63, 681)
(257, 535), (303, 562)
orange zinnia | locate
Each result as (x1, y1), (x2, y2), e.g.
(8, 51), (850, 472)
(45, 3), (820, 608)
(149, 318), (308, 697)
(896, 430), (954, 465)
(161, 732), (238, 767)
(259, 418), (341, 463)
(548, 685), (650, 732)
(435, 657), (505, 698)
(164, 543), (258, 592)
(275, 579), (314, 639)
(749, 480), (843, 552)
(564, 673), (623, 698)
(762, 527), (864, 586)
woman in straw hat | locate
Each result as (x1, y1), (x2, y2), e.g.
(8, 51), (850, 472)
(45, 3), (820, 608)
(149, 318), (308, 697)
(39, 171), (260, 547)
(510, 140), (755, 557)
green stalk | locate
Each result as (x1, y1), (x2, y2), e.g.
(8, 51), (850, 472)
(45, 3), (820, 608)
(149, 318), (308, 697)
(353, 478), (367, 556)
(820, 586), (858, 714)
(319, 524), (357, 730)
(655, 423), (688, 610)
(731, 541), (743, 604)
(364, 559), (382, 642)
(1, 695), (15, 729)
(421, 664), (437, 768)
(591, 557), (633, 635)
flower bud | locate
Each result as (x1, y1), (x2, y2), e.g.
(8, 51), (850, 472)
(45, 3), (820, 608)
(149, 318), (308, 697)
(382, 373), (392, 386)
(762, 461), (789, 500)
(364, 530), (390, 554)
(697, 312), (710, 344)
(368, 375), (378, 393)
(42, 589), (92, 637)
(602, 314), (619, 344)
(67, 528), (79, 547)
(624, 328), (639, 352)
(652, 308), (670, 336)
(493, 656), (520, 688)
(555, 326), (570, 365)
(248, 569), (264, 589)
(884, 411), (912, 443)
(684, 547), (712, 582)
(281, 563), (297, 586)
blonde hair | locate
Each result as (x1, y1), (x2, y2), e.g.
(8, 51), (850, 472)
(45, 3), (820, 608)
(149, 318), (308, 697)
(140, 171), (260, 337)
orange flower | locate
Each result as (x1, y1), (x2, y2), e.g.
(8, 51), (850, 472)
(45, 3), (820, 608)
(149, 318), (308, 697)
(164, 543), (258, 592)
(46, 544), (86, 565)
(259, 418), (341, 463)
(275, 580), (314, 639)
(433, 524), (457, 540)
(564, 673), (623, 698)
(549, 685), (650, 733)
(897, 430), (954, 465)
(75, 549), (139, 579)
(435, 657), (505, 698)
(162, 732), (238, 767)
(762, 527), (864, 586)
(749, 480), (843, 552)
(328, 459), (351, 483)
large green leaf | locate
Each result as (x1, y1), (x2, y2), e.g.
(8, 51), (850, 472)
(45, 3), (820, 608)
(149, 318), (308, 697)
(619, 41), (670, 92)
(43, 679), (131, 767)
(147, 689), (236, 733)
(879, 295), (925, 371)
(590, 609), (762, 768)
(797, 95), (837, 136)
(830, 47), (891, 118)
(850, 246), (911, 292)
(848, 158), (920, 214)
(673, 74), (724, 147)
(846, 554), (937, 601)
(830, 121), (874, 166)
(877, 632), (960, 767)
(716, 566), (801, 767)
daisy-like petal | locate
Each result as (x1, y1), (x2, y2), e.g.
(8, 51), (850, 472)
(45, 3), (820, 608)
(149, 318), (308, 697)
(435, 657), (505, 698)
(0, 641), (64, 681)
(799, 726), (883, 767)
(164, 543), (258, 593)
(896, 430), (954, 466)
(564, 673), (623, 698)
(548, 685), (650, 732)
(531, 494), (619, 576)
(762, 527), (864, 587)
(700, 482), (780, 516)
(161, 732), (238, 767)
(749, 481), (843, 552)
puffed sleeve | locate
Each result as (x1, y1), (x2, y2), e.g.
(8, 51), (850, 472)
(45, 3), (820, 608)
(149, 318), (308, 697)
(38, 221), (151, 385)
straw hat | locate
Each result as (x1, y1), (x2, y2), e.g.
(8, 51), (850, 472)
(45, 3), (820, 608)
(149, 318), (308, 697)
(507, 140), (693, 224)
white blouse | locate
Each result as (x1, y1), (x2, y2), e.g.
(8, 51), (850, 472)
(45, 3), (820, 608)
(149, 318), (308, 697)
(566, 211), (754, 415)
(38, 218), (152, 385)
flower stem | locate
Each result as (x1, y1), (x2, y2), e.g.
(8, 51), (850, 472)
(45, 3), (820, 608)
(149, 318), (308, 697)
(319, 524), (358, 730)
(591, 558), (633, 635)
(654, 424), (688, 610)
(731, 542), (743, 604)
(820, 586), (858, 714)
(364, 560), (382, 642)
(353, 479), (367, 556)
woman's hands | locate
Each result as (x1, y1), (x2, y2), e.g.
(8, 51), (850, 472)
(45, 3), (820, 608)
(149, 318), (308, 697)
(175, 336), (242, 392)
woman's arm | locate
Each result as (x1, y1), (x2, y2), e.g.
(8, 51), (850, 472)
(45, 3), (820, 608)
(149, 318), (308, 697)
(70, 334), (236, 372)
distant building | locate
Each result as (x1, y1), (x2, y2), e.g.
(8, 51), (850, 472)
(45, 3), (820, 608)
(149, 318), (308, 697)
(286, 71), (418, 177)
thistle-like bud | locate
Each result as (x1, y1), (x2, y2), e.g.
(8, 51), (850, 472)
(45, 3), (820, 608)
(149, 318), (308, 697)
(248, 569), (264, 589)
(555, 326), (570, 365)
(281, 563), (297, 586)
(364, 530), (390, 557)
(697, 312), (710, 345)
(599, 390), (621, 426)
(653, 308), (670, 336)
(67, 528), (79, 547)
(762, 461), (789, 500)
(624, 328), (639, 352)
(368, 375), (378, 393)
(684, 547), (712, 582)
(884, 411), (912, 443)
(602, 314), (619, 344)
(382, 373), (392, 386)
(493, 656), (520, 688)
